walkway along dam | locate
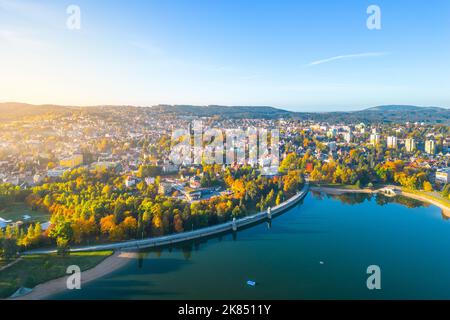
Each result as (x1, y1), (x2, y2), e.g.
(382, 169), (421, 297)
(24, 183), (310, 254)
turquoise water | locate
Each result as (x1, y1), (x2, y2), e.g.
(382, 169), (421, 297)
(52, 192), (450, 299)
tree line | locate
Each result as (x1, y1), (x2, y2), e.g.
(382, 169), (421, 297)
(0, 165), (304, 256)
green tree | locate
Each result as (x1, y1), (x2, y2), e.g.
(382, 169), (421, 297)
(442, 184), (450, 198)
(56, 237), (70, 256)
(1, 238), (19, 259)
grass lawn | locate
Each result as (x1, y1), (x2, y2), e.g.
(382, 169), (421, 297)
(0, 259), (14, 268)
(0, 202), (50, 223)
(0, 251), (113, 298)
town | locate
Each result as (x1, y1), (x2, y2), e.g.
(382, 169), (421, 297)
(1, 105), (450, 258)
(1, 107), (449, 191)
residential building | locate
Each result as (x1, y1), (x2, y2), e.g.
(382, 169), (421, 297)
(387, 136), (398, 149)
(344, 131), (352, 143)
(425, 140), (436, 155)
(405, 138), (416, 153)
(436, 168), (450, 184)
(370, 134), (380, 146)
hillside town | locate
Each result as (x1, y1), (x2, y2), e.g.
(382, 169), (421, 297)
(1, 109), (450, 192)
(1, 107), (450, 258)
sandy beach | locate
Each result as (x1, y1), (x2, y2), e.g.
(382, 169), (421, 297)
(10, 251), (137, 300)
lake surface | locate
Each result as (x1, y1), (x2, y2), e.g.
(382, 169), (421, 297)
(52, 192), (450, 300)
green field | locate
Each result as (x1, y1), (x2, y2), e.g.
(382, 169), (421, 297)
(0, 251), (113, 298)
(0, 202), (50, 223)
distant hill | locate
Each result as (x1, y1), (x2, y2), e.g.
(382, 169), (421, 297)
(299, 105), (450, 124)
(150, 104), (292, 119)
(0, 102), (449, 124)
(364, 105), (445, 112)
(0, 102), (74, 120)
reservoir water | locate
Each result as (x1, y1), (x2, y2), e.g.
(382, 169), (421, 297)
(52, 192), (450, 299)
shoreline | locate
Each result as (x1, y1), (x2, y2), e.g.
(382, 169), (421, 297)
(24, 184), (309, 255)
(10, 184), (450, 300)
(400, 190), (450, 217)
(310, 186), (375, 195)
(11, 185), (309, 300)
(10, 251), (137, 300)
(311, 185), (450, 217)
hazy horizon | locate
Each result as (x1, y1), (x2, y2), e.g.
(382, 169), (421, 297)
(1, 101), (449, 114)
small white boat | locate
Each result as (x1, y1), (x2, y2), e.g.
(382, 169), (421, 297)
(247, 280), (256, 287)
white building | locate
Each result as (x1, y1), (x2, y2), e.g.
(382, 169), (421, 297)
(405, 138), (416, 153)
(436, 168), (450, 184)
(425, 140), (436, 155)
(387, 136), (398, 149)
(344, 132), (352, 143)
(370, 134), (380, 146)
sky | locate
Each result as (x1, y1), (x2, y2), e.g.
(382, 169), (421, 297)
(0, 0), (449, 112)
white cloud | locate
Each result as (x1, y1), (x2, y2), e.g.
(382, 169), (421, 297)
(308, 52), (388, 66)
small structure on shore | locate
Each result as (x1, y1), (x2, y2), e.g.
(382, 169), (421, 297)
(378, 187), (400, 197)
